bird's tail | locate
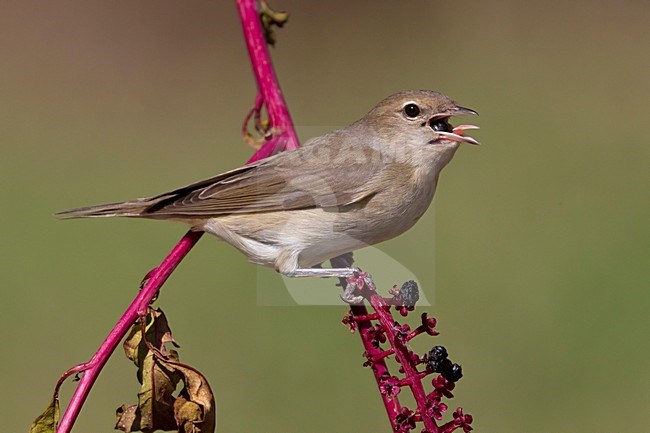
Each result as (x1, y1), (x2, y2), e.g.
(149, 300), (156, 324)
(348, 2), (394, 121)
(55, 198), (155, 219)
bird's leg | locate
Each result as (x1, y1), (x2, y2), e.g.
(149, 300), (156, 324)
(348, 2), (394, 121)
(278, 252), (364, 302)
(276, 250), (357, 278)
(281, 267), (365, 303)
(280, 267), (358, 278)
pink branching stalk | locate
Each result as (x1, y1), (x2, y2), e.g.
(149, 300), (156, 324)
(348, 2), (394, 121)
(342, 273), (473, 433)
(55, 1), (296, 431)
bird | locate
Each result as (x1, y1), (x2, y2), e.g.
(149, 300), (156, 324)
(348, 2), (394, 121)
(57, 90), (479, 279)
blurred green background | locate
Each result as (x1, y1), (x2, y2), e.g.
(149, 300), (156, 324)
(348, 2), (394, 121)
(2, 1), (648, 432)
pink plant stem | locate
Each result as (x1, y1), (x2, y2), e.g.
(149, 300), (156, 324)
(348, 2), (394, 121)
(236, 0), (300, 159)
(56, 230), (203, 432)
(56, 1), (298, 430)
(351, 305), (402, 430)
(368, 292), (438, 433)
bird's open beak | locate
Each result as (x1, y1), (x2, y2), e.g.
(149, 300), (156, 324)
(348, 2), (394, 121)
(433, 105), (480, 145)
(443, 124), (481, 145)
(453, 106), (478, 116)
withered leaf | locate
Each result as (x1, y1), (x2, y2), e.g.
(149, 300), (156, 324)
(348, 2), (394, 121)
(165, 361), (216, 433)
(174, 397), (203, 433)
(123, 319), (144, 368)
(117, 308), (185, 432)
(115, 404), (139, 433)
(29, 395), (59, 433)
(142, 352), (180, 430)
(146, 308), (179, 357)
(115, 351), (180, 432)
(124, 309), (179, 371)
(118, 308), (215, 432)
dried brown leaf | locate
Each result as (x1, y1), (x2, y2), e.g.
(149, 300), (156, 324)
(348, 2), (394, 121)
(147, 308), (179, 356)
(138, 352), (180, 430)
(174, 397), (203, 433)
(115, 404), (139, 433)
(123, 319), (145, 367)
(165, 361), (216, 433)
(115, 351), (181, 432)
(117, 308), (186, 432)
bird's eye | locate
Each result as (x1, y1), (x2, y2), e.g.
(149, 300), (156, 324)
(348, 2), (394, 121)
(430, 118), (451, 132)
(403, 103), (420, 118)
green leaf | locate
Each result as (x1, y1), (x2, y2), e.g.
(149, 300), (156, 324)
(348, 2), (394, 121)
(29, 395), (59, 433)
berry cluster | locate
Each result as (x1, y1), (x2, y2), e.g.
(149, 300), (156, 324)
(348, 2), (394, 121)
(342, 273), (473, 433)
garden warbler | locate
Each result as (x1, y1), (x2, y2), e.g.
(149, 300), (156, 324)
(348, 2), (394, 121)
(57, 90), (479, 278)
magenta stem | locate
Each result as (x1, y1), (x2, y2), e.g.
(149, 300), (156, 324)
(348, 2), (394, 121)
(56, 1), (298, 430)
(370, 348), (396, 362)
(352, 313), (380, 322)
(368, 293), (439, 433)
(236, 0), (300, 160)
(56, 231), (203, 432)
(351, 305), (402, 430)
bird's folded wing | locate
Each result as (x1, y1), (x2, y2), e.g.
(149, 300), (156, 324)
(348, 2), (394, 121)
(143, 149), (380, 217)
